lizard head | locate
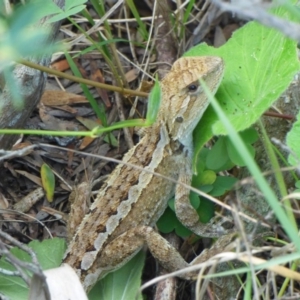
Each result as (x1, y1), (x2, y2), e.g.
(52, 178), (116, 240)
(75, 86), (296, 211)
(159, 56), (224, 146)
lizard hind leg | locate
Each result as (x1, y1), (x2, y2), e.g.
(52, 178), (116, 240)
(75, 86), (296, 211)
(96, 227), (236, 283)
(96, 226), (191, 277)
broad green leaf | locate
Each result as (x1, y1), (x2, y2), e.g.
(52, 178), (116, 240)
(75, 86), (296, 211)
(197, 184), (213, 193)
(186, 5), (299, 165)
(89, 251), (145, 300)
(65, 0), (87, 11)
(206, 137), (230, 170)
(1, 4), (52, 60)
(0, 2), (62, 106)
(190, 191), (201, 209)
(226, 139), (255, 167)
(0, 253), (29, 300)
(29, 238), (66, 270)
(174, 221), (193, 237)
(48, 6), (86, 23)
(168, 197), (176, 211)
(286, 110), (300, 165)
(46, 0), (88, 23)
(66, 5), (86, 16)
(192, 169), (216, 187)
(157, 207), (178, 233)
(157, 206), (192, 237)
(200, 67), (300, 253)
(30, 0), (62, 21)
(194, 148), (209, 174)
(196, 197), (215, 224)
(40, 163), (55, 202)
(210, 176), (238, 197)
(239, 127), (259, 144)
(0, 238), (65, 300)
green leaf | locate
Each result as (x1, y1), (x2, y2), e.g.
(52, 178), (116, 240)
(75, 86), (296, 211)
(168, 197), (175, 211)
(157, 200), (193, 237)
(40, 163), (55, 202)
(174, 222), (193, 237)
(206, 137), (230, 170)
(189, 191), (201, 209)
(157, 206), (192, 237)
(46, 0), (87, 23)
(66, 5), (86, 17)
(197, 184), (214, 193)
(157, 207), (178, 233)
(65, 0), (87, 11)
(104, 133), (119, 147)
(0, 252), (29, 299)
(286, 110), (300, 165)
(188, 5), (299, 164)
(146, 77), (161, 125)
(206, 128), (258, 168)
(199, 69), (300, 253)
(226, 139), (255, 167)
(196, 197), (215, 224)
(0, 3), (56, 62)
(30, 0), (62, 16)
(194, 148), (209, 174)
(239, 127), (259, 144)
(192, 169), (216, 187)
(210, 176), (238, 197)
(30, 238), (66, 270)
(0, 238), (66, 300)
(89, 251), (145, 300)
(158, 192), (218, 238)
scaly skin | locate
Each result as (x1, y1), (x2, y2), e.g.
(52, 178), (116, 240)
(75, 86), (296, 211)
(64, 56), (228, 291)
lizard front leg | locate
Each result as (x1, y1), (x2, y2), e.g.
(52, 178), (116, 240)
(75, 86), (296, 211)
(174, 150), (233, 238)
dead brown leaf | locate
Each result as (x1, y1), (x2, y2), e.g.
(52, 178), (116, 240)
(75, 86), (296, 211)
(39, 103), (80, 131)
(79, 136), (95, 150)
(51, 59), (70, 72)
(125, 68), (139, 83)
(51, 105), (78, 114)
(41, 90), (88, 106)
(15, 170), (42, 186)
(89, 60), (111, 107)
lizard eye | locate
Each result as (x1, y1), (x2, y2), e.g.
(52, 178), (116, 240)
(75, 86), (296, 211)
(188, 84), (197, 91)
(187, 82), (201, 94)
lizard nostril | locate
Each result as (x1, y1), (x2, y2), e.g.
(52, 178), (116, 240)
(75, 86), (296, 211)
(175, 116), (184, 123)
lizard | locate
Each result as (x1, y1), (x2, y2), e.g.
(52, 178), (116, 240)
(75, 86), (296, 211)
(63, 56), (233, 292)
